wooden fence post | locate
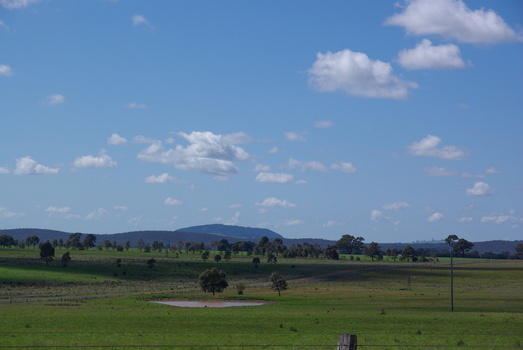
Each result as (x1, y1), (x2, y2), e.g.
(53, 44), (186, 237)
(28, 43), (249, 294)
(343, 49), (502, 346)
(337, 333), (357, 350)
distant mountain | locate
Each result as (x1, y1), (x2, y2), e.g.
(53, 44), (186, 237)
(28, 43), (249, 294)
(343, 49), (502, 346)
(175, 224), (283, 240)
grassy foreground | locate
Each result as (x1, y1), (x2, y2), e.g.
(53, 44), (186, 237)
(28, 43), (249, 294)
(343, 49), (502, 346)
(0, 248), (522, 349)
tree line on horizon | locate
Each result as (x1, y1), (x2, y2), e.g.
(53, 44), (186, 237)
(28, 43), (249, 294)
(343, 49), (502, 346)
(1, 232), (523, 262)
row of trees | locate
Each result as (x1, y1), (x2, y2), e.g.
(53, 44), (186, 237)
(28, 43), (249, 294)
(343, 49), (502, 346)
(4, 233), (523, 261)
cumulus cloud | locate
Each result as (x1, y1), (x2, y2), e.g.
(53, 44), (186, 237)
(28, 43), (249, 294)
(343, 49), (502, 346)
(427, 212), (444, 222)
(424, 166), (484, 178)
(407, 135), (467, 160)
(0, 64), (13, 76)
(43, 94), (65, 106)
(384, 0), (522, 44)
(459, 217), (473, 223)
(225, 211), (240, 225)
(466, 182), (494, 196)
(382, 201), (410, 211)
(0, 166), (10, 174)
(255, 197), (296, 208)
(164, 197), (183, 206)
(314, 120), (334, 128)
(308, 49), (417, 99)
(1, 0), (40, 9)
(284, 132), (307, 142)
(145, 173), (179, 184)
(13, 156), (59, 175)
(137, 131), (250, 176)
(397, 39), (467, 70)
(74, 151), (117, 169)
(107, 133), (127, 145)
(323, 220), (343, 228)
(255, 172), (294, 184)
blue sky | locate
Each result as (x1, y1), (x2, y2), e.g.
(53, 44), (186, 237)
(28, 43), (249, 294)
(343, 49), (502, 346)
(1, 0), (522, 243)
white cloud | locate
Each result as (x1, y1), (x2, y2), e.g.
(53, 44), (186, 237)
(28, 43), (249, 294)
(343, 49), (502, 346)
(1, 0), (40, 9)
(466, 182), (494, 196)
(459, 217), (473, 223)
(254, 164), (271, 172)
(308, 49), (417, 100)
(74, 151), (117, 169)
(480, 212), (519, 224)
(13, 156), (59, 175)
(323, 220), (343, 228)
(382, 201), (410, 211)
(284, 132), (307, 142)
(407, 135), (467, 160)
(284, 219), (303, 226)
(85, 208), (109, 220)
(229, 203), (242, 209)
(0, 20), (8, 31)
(0, 64), (13, 76)
(255, 197), (296, 208)
(43, 94), (65, 106)
(137, 131), (250, 176)
(225, 211), (240, 225)
(145, 173), (178, 184)
(164, 197), (183, 206)
(397, 39), (467, 70)
(107, 133), (127, 145)
(0, 207), (24, 218)
(427, 212), (444, 222)
(126, 102), (146, 109)
(255, 172), (294, 184)
(314, 120), (334, 128)
(370, 209), (385, 222)
(288, 158), (327, 172)
(331, 161), (357, 173)
(131, 14), (148, 26)
(0, 166), (10, 174)
(268, 146), (279, 154)
(385, 0), (522, 44)
(114, 206), (128, 212)
(45, 206), (71, 214)
(485, 167), (499, 174)
(424, 166), (483, 178)
(133, 135), (158, 144)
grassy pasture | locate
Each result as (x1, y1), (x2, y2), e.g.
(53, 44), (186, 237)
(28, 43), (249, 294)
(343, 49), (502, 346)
(0, 248), (522, 349)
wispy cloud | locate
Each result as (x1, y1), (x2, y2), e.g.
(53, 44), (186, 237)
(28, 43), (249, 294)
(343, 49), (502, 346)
(164, 197), (183, 206)
(126, 102), (146, 109)
(255, 172), (294, 184)
(1, 0), (41, 10)
(255, 197), (296, 208)
(427, 212), (444, 222)
(42, 94), (65, 106)
(0, 64), (13, 76)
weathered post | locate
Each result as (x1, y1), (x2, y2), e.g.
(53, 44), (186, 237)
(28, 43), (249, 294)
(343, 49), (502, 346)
(338, 333), (357, 350)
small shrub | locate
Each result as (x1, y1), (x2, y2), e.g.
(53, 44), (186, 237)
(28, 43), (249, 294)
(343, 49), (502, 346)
(289, 326), (298, 332)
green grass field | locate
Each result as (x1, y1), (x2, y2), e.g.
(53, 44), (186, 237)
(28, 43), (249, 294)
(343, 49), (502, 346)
(1, 248), (522, 349)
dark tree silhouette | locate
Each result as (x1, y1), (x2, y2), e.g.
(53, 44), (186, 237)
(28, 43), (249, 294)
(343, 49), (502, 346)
(269, 272), (288, 296)
(199, 267), (228, 296)
(40, 242), (55, 266)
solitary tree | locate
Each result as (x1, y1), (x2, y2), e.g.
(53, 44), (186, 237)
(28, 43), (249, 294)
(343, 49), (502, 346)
(146, 258), (156, 269)
(40, 242), (55, 266)
(401, 245), (416, 261)
(364, 242), (381, 261)
(83, 234), (97, 250)
(202, 250), (210, 263)
(269, 272), (288, 296)
(515, 243), (523, 259)
(336, 234), (365, 254)
(452, 238), (474, 257)
(199, 267), (228, 296)
(252, 257), (261, 268)
(61, 252), (71, 267)
(214, 254), (222, 264)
